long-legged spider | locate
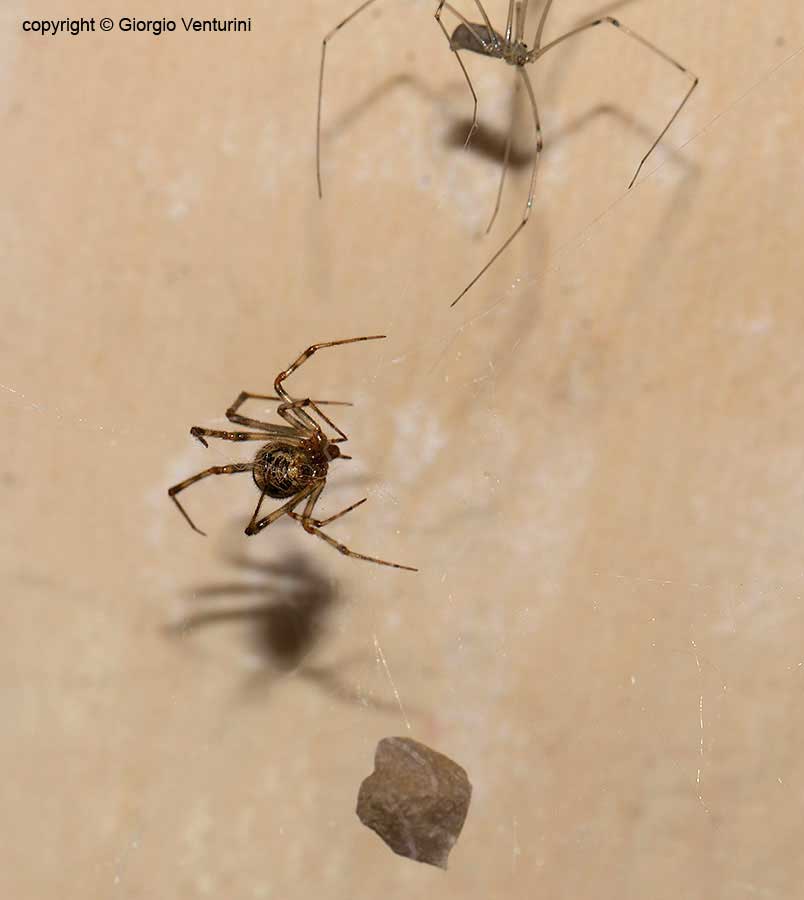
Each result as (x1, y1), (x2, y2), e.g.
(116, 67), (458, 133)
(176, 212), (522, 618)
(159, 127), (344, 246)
(316, 1), (698, 306)
(167, 336), (417, 572)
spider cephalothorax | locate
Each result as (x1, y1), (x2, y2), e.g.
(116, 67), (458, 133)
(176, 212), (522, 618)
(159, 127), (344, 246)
(168, 336), (415, 572)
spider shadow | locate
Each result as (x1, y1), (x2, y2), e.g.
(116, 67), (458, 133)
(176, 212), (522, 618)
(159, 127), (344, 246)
(320, 0), (642, 162)
(172, 551), (333, 671)
(406, 98), (700, 527)
(311, 72), (442, 313)
(320, 71), (443, 145)
(447, 101), (696, 175)
(435, 0), (693, 257)
(435, 101), (698, 381)
(167, 547), (413, 716)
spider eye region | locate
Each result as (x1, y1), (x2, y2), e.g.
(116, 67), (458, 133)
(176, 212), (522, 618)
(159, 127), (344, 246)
(509, 42), (529, 66)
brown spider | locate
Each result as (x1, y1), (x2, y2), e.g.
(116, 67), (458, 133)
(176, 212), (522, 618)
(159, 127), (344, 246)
(168, 336), (417, 572)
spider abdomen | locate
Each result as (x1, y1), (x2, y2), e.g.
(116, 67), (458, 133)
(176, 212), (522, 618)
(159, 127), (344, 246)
(252, 442), (328, 499)
(450, 23), (504, 58)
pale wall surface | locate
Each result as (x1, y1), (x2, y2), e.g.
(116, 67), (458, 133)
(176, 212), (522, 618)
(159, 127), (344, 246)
(2, 1), (804, 897)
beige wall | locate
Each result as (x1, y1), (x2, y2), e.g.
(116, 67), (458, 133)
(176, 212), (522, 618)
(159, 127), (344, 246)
(3, 1), (804, 897)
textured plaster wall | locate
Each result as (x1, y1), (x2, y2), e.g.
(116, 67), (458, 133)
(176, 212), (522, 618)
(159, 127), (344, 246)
(2, 1), (804, 898)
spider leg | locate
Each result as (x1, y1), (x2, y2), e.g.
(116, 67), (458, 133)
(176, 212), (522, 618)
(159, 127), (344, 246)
(297, 487), (416, 571)
(168, 463), (252, 536)
(226, 391), (351, 431)
(244, 484), (317, 537)
(274, 336), (385, 432)
(437, 1), (502, 51)
(451, 65), (542, 307)
(531, 16), (698, 187)
(278, 398), (350, 443)
(435, 2), (479, 148)
(532, 0), (556, 50)
(291, 481), (327, 524)
(485, 72), (520, 235)
(514, 0), (530, 43)
(317, 0), (387, 198)
(503, 0), (515, 44)
(275, 403), (316, 434)
(301, 523), (417, 572)
(289, 496), (368, 528)
(188, 426), (293, 449)
(468, 0), (502, 48)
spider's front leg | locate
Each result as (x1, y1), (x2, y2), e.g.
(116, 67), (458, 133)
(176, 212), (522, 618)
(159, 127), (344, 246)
(531, 16), (698, 188)
(273, 336), (385, 432)
(274, 336), (386, 403)
(226, 391), (352, 431)
(277, 398), (350, 443)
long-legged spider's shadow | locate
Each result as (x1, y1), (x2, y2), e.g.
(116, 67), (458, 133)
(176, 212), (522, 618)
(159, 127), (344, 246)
(318, 0), (643, 162)
(168, 548), (415, 716)
(432, 0), (700, 399)
(440, 0), (694, 215)
(314, 0), (698, 330)
(447, 102), (697, 181)
(429, 100), (698, 398)
(320, 72), (443, 145)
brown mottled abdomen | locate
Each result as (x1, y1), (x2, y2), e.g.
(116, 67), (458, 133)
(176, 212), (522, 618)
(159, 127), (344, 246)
(252, 443), (328, 499)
